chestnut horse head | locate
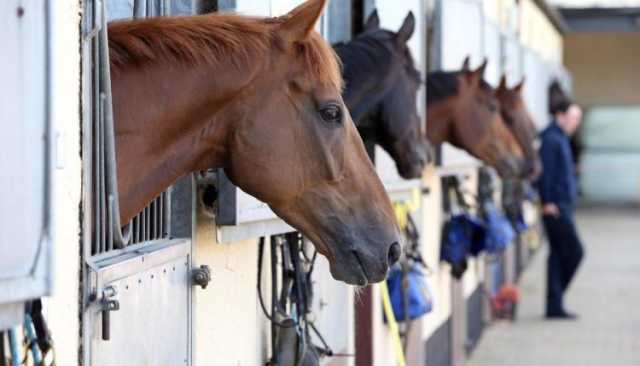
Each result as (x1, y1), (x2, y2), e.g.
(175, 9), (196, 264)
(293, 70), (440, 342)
(109, 0), (400, 285)
(426, 59), (525, 178)
(334, 10), (429, 179)
(495, 76), (541, 180)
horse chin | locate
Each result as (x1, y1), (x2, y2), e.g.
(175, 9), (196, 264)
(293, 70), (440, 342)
(328, 257), (369, 286)
(327, 250), (388, 286)
(398, 163), (425, 180)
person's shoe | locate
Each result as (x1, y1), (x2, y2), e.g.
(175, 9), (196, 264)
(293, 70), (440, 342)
(545, 310), (578, 320)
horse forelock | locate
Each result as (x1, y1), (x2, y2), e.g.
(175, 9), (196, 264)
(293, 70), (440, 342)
(295, 31), (343, 91)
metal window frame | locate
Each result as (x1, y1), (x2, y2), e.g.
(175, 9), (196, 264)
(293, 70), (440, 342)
(81, 1), (196, 364)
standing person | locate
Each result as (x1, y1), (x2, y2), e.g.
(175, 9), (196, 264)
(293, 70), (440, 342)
(538, 95), (584, 319)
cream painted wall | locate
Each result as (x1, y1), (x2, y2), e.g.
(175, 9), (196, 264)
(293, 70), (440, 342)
(43, 2), (82, 366)
(564, 32), (640, 107)
(420, 167), (451, 339)
(520, 0), (564, 65)
(194, 217), (268, 366)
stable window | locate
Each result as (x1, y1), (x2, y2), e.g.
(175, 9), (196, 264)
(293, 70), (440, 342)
(81, 1), (196, 364)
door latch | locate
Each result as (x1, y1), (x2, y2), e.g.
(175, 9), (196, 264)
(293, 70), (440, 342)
(191, 265), (212, 289)
(100, 286), (120, 341)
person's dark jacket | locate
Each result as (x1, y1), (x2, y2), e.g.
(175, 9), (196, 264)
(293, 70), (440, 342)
(537, 122), (577, 211)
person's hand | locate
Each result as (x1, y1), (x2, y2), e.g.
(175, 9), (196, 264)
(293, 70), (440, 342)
(542, 203), (560, 217)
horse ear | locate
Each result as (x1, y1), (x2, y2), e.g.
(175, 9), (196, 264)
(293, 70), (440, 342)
(364, 9), (380, 32)
(396, 11), (416, 46)
(465, 59), (487, 86)
(278, 0), (327, 43)
(461, 56), (470, 71)
(475, 59), (488, 77)
(514, 77), (526, 93)
(499, 75), (508, 91)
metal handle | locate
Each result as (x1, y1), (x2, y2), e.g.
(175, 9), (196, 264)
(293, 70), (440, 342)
(100, 286), (120, 341)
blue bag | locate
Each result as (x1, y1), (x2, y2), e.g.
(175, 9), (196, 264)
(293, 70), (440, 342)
(386, 264), (433, 321)
(482, 203), (516, 254)
(442, 213), (487, 261)
(513, 213), (529, 233)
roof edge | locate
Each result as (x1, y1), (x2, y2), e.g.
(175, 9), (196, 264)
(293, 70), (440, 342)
(533, 0), (571, 34)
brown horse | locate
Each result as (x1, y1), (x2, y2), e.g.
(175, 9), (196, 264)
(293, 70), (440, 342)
(495, 76), (541, 180)
(108, 0), (400, 285)
(426, 60), (525, 178)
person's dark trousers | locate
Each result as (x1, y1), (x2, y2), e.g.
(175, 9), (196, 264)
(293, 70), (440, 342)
(543, 209), (584, 315)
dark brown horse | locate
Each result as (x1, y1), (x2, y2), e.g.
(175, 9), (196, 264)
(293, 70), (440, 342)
(108, 0), (400, 285)
(495, 76), (541, 180)
(426, 60), (525, 178)
(334, 10), (429, 178)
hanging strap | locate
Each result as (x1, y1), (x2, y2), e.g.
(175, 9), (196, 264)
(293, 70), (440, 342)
(442, 176), (471, 215)
(0, 332), (7, 366)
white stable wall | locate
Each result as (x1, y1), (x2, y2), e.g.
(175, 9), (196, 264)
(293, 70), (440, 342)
(43, 2), (82, 366)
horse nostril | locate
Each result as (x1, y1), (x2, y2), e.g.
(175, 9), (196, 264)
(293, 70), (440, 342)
(387, 242), (402, 266)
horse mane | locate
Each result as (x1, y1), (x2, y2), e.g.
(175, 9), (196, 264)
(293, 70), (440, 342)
(427, 70), (494, 105)
(108, 13), (342, 90)
(336, 30), (421, 83)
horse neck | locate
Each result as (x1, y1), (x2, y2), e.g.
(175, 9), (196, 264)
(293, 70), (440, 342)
(111, 57), (259, 223)
(426, 97), (456, 145)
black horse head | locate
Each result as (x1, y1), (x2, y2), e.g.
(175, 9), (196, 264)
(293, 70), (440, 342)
(334, 10), (430, 179)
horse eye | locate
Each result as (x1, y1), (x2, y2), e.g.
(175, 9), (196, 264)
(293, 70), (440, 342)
(319, 105), (342, 124)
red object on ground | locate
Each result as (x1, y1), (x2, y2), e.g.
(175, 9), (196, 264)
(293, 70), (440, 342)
(490, 284), (520, 320)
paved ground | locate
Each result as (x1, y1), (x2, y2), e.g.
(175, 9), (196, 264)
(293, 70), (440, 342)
(467, 207), (640, 366)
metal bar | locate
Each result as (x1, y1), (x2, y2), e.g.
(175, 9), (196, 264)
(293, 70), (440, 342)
(154, 197), (160, 238)
(108, 195), (114, 251)
(159, 194), (164, 238)
(145, 205), (150, 241)
(92, 50), (99, 255)
(134, 0), (145, 18)
(23, 315), (43, 365)
(270, 237), (278, 364)
(139, 212), (145, 243)
(7, 329), (19, 366)
(150, 200), (155, 240)
(147, 0), (154, 17)
(135, 215), (140, 244)
(164, 189), (172, 238)
(131, 217), (137, 244)
(99, 0), (130, 249)
(156, 197), (161, 238)
(99, 93), (106, 254)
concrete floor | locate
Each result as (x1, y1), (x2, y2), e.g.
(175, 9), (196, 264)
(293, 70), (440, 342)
(467, 207), (640, 366)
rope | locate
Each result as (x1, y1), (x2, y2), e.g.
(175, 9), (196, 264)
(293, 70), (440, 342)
(379, 282), (407, 366)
